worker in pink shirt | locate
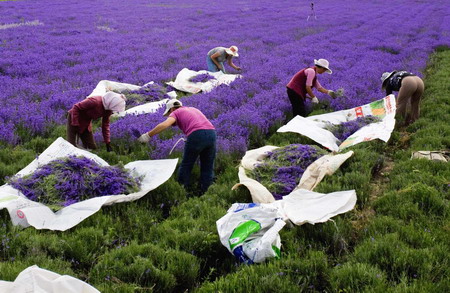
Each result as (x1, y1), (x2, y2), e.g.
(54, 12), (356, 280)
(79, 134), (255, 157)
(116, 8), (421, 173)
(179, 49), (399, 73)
(138, 99), (216, 194)
(286, 58), (337, 117)
(67, 91), (126, 151)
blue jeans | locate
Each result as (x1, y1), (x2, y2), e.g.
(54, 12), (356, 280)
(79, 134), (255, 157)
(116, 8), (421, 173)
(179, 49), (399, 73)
(206, 56), (226, 73)
(178, 129), (217, 193)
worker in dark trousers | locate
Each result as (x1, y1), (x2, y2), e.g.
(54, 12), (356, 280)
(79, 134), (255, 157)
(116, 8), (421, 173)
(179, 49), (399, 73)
(286, 58), (337, 117)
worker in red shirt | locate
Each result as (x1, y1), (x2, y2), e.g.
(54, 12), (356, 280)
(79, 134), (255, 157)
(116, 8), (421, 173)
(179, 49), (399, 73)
(67, 91), (126, 151)
(286, 58), (337, 117)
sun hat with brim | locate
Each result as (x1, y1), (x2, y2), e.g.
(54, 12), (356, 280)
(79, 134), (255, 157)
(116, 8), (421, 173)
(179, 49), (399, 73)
(163, 99), (183, 116)
(381, 71), (396, 90)
(314, 59), (332, 74)
(225, 45), (239, 57)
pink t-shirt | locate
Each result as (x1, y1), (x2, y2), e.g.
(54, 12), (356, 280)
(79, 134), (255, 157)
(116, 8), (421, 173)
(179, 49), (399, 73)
(169, 107), (215, 136)
(304, 68), (323, 89)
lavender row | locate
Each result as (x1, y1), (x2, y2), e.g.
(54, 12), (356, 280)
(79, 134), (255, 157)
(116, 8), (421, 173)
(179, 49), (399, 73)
(1, 0), (449, 155)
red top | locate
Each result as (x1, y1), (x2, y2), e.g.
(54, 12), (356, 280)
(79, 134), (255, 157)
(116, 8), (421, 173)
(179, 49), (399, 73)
(68, 96), (112, 143)
(286, 67), (319, 99)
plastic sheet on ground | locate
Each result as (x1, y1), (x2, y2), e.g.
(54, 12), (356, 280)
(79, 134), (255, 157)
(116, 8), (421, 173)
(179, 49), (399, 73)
(115, 98), (169, 117)
(232, 145), (353, 203)
(166, 68), (241, 94)
(87, 80), (177, 117)
(277, 95), (397, 152)
(0, 265), (100, 293)
(0, 137), (178, 231)
(217, 188), (356, 262)
(216, 203), (286, 264)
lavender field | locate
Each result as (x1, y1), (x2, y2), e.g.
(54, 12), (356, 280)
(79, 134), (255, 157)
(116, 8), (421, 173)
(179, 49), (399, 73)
(1, 0), (450, 292)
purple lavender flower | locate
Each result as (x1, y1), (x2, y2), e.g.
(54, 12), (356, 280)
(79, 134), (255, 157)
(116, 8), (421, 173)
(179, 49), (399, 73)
(325, 115), (381, 142)
(249, 144), (326, 199)
(188, 73), (216, 83)
(7, 156), (142, 210)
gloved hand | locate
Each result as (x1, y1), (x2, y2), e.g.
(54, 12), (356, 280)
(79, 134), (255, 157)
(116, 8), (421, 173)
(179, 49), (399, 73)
(311, 97), (319, 104)
(106, 143), (112, 152)
(138, 133), (150, 143)
(328, 90), (337, 99)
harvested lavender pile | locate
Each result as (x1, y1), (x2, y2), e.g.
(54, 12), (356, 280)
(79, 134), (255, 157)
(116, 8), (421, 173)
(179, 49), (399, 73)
(188, 73), (216, 83)
(122, 83), (168, 108)
(248, 144), (327, 200)
(8, 156), (142, 210)
(325, 115), (381, 142)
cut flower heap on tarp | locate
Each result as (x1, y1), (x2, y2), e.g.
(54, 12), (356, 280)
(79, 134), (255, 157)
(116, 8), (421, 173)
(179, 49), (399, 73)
(7, 156), (142, 211)
(324, 115), (381, 143)
(120, 83), (168, 109)
(188, 73), (216, 83)
(248, 144), (327, 200)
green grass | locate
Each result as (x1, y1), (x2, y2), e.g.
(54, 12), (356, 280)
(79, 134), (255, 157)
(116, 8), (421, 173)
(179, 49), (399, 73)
(0, 48), (449, 292)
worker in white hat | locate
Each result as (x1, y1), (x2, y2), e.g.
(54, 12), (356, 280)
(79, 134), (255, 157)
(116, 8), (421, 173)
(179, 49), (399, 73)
(138, 99), (217, 194)
(381, 70), (424, 126)
(206, 46), (241, 74)
(286, 58), (338, 117)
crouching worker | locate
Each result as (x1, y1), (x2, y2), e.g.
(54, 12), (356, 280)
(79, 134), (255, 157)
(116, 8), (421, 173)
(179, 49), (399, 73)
(381, 71), (424, 126)
(138, 99), (216, 194)
(207, 45), (241, 73)
(67, 91), (126, 152)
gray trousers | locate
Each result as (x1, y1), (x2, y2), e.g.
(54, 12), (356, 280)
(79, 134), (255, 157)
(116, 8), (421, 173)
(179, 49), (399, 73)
(397, 76), (424, 124)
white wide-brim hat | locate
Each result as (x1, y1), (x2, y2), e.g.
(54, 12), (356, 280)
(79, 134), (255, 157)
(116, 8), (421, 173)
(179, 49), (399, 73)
(314, 58), (332, 74)
(163, 99), (183, 116)
(225, 45), (239, 57)
(381, 71), (396, 90)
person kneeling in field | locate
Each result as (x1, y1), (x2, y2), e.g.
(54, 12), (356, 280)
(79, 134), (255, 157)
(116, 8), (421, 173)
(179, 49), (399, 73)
(138, 99), (216, 194)
(67, 91), (126, 152)
(207, 45), (241, 73)
(286, 58), (338, 117)
(381, 71), (424, 126)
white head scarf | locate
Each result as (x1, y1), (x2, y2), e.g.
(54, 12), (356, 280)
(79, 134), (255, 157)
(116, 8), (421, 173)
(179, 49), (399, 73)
(102, 91), (126, 112)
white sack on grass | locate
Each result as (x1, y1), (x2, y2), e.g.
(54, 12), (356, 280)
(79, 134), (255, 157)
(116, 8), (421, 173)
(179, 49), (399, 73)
(0, 137), (178, 231)
(216, 203), (286, 264)
(277, 95), (397, 152)
(232, 145), (353, 203)
(0, 265), (100, 293)
(281, 189), (357, 225)
(166, 68), (241, 94)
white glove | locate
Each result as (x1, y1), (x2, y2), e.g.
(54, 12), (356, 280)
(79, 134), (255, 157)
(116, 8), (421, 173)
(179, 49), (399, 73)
(311, 97), (319, 104)
(138, 133), (150, 143)
(328, 90), (337, 99)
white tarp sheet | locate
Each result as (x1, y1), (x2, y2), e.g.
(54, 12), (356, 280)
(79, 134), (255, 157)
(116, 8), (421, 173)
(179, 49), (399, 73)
(232, 145), (353, 203)
(277, 95), (397, 152)
(0, 265), (100, 293)
(0, 137), (178, 231)
(281, 189), (357, 225)
(116, 98), (169, 117)
(88, 80), (177, 117)
(166, 68), (241, 94)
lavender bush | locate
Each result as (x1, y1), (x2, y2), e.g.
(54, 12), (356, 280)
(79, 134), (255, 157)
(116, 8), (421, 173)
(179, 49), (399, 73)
(325, 115), (382, 142)
(0, 0), (448, 158)
(7, 156), (141, 210)
(249, 144), (327, 200)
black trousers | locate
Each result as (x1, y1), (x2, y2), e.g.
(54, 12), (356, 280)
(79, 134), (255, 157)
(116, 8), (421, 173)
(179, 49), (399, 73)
(287, 87), (308, 117)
